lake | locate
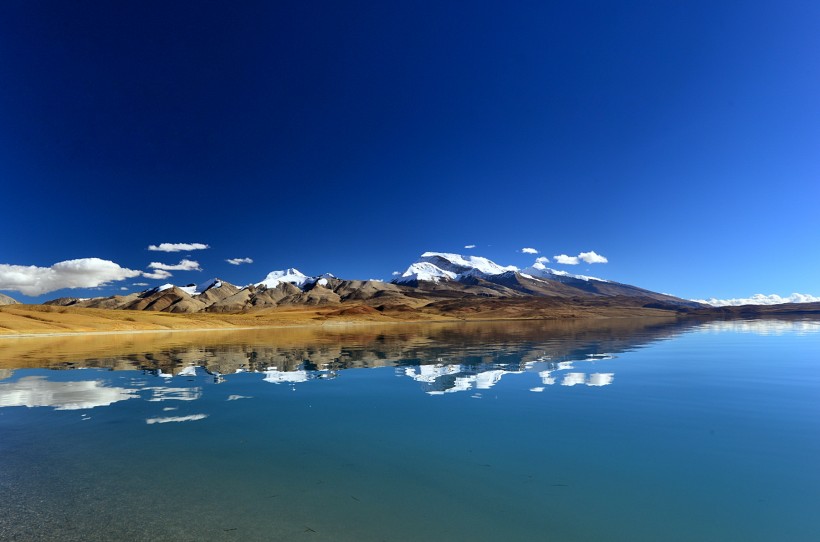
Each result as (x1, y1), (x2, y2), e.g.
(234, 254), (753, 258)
(1, 317), (819, 541)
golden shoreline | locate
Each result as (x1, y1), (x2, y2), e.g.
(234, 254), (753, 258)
(0, 303), (522, 339)
(2, 300), (817, 340)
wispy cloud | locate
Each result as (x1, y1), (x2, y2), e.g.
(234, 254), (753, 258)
(147, 243), (209, 253)
(148, 259), (201, 272)
(578, 251), (608, 264)
(693, 293), (820, 307)
(226, 257), (253, 265)
(554, 254), (579, 265)
(142, 269), (173, 280)
(464, 244), (476, 249)
(521, 247), (539, 254)
(554, 251), (608, 265)
(133, 282), (149, 286)
(0, 258), (142, 296)
(392, 271), (401, 276)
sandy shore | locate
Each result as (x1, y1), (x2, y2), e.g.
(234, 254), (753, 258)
(0, 303), (460, 338)
(0, 301), (678, 338)
(5, 300), (814, 339)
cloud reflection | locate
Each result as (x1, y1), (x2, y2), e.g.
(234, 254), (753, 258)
(146, 414), (208, 424)
(0, 376), (138, 410)
(698, 320), (820, 335)
(146, 387), (202, 402)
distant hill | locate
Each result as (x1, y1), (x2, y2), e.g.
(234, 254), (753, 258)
(40, 251), (704, 316)
(0, 293), (19, 306)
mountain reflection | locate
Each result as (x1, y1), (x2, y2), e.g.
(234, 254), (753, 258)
(1, 318), (817, 411)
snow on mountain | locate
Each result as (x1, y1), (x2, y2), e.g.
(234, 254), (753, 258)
(152, 278), (223, 296)
(257, 268), (311, 289)
(394, 262), (457, 284)
(522, 260), (608, 283)
(254, 269), (338, 290)
(420, 252), (518, 276)
(196, 278), (222, 292)
(394, 252), (517, 284)
(394, 252), (610, 286)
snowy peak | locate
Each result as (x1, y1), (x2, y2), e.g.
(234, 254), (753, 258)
(257, 268), (311, 289)
(149, 278), (226, 296)
(523, 261), (608, 283)
(256, 269), (338, 290)
(196, 278), (223, 293)
(180, 278), (224, 296)
(395, 252), (518, 284)
(395, 262), (457, 284)
(420, 252), (518, 276)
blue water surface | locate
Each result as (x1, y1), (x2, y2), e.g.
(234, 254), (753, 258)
(0, 319), (818, 541)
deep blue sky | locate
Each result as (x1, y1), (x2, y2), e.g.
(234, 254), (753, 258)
(1, 1), (818, 302)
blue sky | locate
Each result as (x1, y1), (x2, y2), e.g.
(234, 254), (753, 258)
(1, 1), (818, 303)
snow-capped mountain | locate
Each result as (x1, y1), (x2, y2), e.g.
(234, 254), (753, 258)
(257, 268), (311, 289)
(390, 251), (702, 307)
(394, 252), (518, 284)
(256, 269), (334, 289)
(395, 261), (458, 284)
(395, 251), (608, 286)
(522, 260), (608, 283)
(153, 277), (224, 296)
(40, 251), (705, 314)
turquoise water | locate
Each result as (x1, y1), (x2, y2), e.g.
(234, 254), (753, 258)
(1, 319), (819, 541)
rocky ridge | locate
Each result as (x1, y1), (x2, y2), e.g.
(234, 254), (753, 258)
(39, 252), (702, 315)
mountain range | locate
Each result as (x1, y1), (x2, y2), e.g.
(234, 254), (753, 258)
(34, 252), (703, 317)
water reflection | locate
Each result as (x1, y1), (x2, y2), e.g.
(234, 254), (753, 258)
(0, 317), (690, 374)
(0, 318), (817, 412)
(0, 376), (137, 410)
(146, 386), (201, 402)
(145, 414), (208, 424)
(697, 319), (820, 335)
(403, 365), (522, 395)
(263, 366), (336, 384)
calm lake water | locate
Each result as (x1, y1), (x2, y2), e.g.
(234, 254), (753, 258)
(1, 318), (819, 541)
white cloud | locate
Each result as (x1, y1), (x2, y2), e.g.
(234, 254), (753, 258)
(535, 256), (550, 263)
(521, 247), (539, 254)
(554, 251), (608, 265)
(133, 282), (149, 286)
(578, 251), (608, 264)
(148, 259), (201, 272)
(464, 244), (476, 249)
(226, 257), (253, 265)
(693, 293), (820, 307)
(392, 271), (401, 276)
(142, 269), (172, 280)
(119, 287), (128, 291)
(554, 254), (580, 265)
(0, 258), (142, 296)
(147, 243), (209, 252)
